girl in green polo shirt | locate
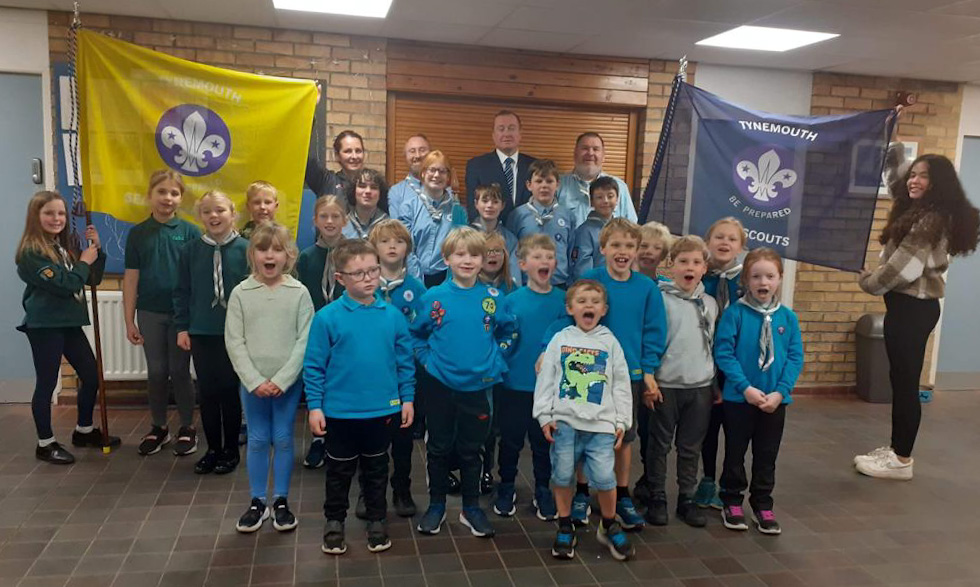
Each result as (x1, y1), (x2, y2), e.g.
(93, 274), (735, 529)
(16, 191), (121, 464)
(123, 170), (201, 458)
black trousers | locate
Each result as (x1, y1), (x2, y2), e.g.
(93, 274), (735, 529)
(883, 292), (940, 458)
(700, 372), (726, 479)
(190, 335), (241, 454)
(646, 386), (713, 500)
(425, 377), (491, 507)
(324, 415), (393, 522)
(496, 387), (550, 488)
(25, 327), (99, 440)
(719, 401), (785, 511)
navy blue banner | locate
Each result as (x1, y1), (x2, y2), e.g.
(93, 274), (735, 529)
(640, 80), (895, 272)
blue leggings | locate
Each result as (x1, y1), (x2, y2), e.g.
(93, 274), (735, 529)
(240, 382), (302, 501)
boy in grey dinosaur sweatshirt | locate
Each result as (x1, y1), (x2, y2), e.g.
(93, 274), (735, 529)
(533, 279), (634, 562)
(644, 236), (718, 529)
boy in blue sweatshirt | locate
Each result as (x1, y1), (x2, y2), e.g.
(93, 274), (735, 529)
(412, 227), (518, 539)
(576, 218), (667, 530)
(570, 176), (618, 281)
(304, 240), (415, 555)
(506, 160), (575, 287)
(713, 249), (802, 536)
(493, 234), (567, 521)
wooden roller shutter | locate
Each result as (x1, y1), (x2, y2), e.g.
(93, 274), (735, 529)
(387, 93), (639, 206)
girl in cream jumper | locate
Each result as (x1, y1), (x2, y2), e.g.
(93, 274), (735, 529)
(225, 223), (314, 534)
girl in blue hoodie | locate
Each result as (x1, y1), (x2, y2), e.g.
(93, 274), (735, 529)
(713, 248), (802, 537)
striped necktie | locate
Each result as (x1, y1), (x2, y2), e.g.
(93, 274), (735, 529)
(504, 157), (515, 204)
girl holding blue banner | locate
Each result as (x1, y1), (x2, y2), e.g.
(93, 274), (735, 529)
(856, 147), (980, 480)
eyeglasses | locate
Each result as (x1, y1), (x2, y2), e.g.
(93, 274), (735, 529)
(338, 265), (381, 281)
(485, 249), (505, 257)
(425, 167), (449, 176)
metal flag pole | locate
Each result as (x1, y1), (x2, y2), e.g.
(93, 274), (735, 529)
(68, 2), (113, 454)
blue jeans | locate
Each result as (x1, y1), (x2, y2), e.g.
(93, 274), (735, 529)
(240, 382), (302, 500)
(550, 421), (616, 491)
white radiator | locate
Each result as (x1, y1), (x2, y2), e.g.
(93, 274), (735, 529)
(83, 290), (147, 381)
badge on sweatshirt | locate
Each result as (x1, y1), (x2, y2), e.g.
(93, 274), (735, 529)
(38, 266), (55, 280)
(429, 301), (445, 327)
(778, 326), (785, 335)
(487, 287), (499, 297)
(482, 297), (497, 315)
(557, 218), (567, 227)
(389, 399), (401, 407)
(403, 289), (414, 302)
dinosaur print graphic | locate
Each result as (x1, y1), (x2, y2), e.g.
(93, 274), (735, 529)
(559, 346), (608, 405)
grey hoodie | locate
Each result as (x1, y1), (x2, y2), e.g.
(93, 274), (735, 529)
(533, 324), (632, 435)
(655, 281), (718, 389)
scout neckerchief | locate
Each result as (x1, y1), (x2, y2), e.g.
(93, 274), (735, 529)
(660, 280), (712, 351)
(737, 295), (781, 372)
(316, 234), (340, 303)
(201, 231), (239, 308)
(418, 189), (454, 222)
(347, 208), (388, 240)
(54, 242), (84, 303)
(525, 199), (557, 226)
(471, 217), (503, 235)
(379, 267), (406, 302)
(708, 260), (742, 313)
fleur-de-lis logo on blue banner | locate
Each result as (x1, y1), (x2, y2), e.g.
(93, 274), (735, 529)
(736, 149), (797, 203)
(155, 104), (231, 177)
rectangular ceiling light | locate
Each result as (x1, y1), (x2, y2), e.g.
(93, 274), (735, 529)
(696, 25), (838, 52)
(273, 0), (393, 18)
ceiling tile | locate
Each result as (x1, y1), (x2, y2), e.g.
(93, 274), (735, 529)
(388, 0), (517, 27)
(381, 19), (492, 44)
(477, 27), (585, 53)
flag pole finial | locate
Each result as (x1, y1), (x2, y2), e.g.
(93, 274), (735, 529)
(72, 1), (80, 27)
(678, 55), (688, 82)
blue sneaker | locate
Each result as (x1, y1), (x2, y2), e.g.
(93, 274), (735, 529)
(459, 507), (495, 538)
(596, 520), (634, 561)
(694, 477), (723, 510)
(571, 492), (591, 526)
(493, 482), (516, 517)
(615, 497), (644, 530)
(551, 526), (577, 559)
(416, 504), (447, 535)
(533, 486), (558, 521)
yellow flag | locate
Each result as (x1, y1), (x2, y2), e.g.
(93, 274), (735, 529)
(78, 30), (316, 235)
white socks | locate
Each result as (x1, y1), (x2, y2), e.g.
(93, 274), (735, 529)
(38, 437), (57, 448)
(76, 425), (94, 434)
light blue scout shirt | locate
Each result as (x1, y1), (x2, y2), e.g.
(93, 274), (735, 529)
(388, 174), (422, 220)
(506, 200), (575, 286)
(570, 211), (608, 282)
(398, 189), (468, 278)
(558, 172), (637, 228)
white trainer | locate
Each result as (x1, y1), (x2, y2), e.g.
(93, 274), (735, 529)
(854, 446), (894, 466)
(856, 451), (913, 480)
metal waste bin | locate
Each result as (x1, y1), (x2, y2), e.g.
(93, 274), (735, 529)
(856, 314), (891, 403)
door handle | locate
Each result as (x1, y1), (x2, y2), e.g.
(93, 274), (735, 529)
(31, 158), (43, 185)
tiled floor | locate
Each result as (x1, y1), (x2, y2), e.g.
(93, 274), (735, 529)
(2, 393), (980, 587)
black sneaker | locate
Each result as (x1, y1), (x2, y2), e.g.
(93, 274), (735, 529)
(194, 450), (218, 474)
(71, 428), (121, 449)
(480, 471), (494, 495)
(722, 505), (749, 531)
(236, 498), (269, 533)
(447, 472), (461, 495)
(596, 520), (634, 561)
(752, 508), (782, 535)
(552, 526), (577, 560)
(172, 426), (198, 456)
(392, 488), (417, 518)
(633, 478), (651, 505)
(676, 498), (706, 528)
(303, 437), (325, 469)
(213, 449), (240, 475)
(459, 507), (495, 538)
(355, 494), (368, 520)
(36, 442), (74, 465)
(271, 497), (298, 531)
(644, 498), (668, 526)
(137, 426), (171, 456)
(366, 520), (391, 552)
(321, 520), (347, 555)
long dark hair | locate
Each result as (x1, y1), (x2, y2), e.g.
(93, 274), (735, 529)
(880, 154), (980, 257)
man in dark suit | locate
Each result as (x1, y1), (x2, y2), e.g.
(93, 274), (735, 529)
(465, 110), (537, 223)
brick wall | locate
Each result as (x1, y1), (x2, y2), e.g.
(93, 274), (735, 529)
(795, 74), (962, 389)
